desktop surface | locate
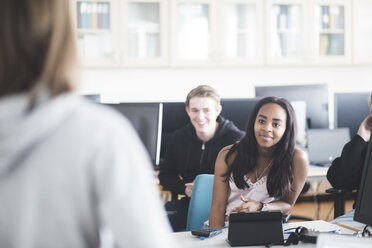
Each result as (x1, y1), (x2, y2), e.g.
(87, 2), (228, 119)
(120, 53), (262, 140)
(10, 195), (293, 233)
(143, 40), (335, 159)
(170, 220), (355, 248)
(306, 165), (328, 181)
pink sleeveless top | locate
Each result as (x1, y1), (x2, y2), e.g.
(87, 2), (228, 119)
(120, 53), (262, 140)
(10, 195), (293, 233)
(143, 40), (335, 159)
(224, 175), (276, 222)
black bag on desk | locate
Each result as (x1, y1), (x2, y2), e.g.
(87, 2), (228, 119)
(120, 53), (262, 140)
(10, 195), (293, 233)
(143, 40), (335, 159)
(227, 211), (284, 246)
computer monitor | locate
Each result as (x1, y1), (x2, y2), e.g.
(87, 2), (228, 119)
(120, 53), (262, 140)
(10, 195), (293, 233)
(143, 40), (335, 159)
(161, 99), (259, 135)
(354, 132), (372, 226)
(306, 128), (350, 166)
(160, 102), (189, 161)
(222, 98), (307, 146)
(334, 92), (370, 137)
(220, 98), (261, 131)
(160, 99), (259, 161)
(105, 102), (163, 167)
(291, 101), (307, 147)
(162, 102), (189, 134)
(255, 84), (329, 129)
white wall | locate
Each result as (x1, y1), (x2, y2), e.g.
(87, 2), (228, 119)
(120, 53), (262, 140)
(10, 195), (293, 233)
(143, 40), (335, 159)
(78, 65), (372, 103)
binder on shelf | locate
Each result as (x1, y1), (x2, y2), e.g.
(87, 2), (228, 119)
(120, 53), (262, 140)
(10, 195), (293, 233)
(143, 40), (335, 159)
(327, 34), (344, 55)
(321, 5), (329, 29)
(91, 3), (98, 29)
(85, 2), (92, 29)
(101, 3), (110, 29)
(319, 34), (329, 56)
(78, 2), (88, 29)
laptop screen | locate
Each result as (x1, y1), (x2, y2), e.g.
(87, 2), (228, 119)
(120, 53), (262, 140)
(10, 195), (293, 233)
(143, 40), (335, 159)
(306, 128), (350, 166)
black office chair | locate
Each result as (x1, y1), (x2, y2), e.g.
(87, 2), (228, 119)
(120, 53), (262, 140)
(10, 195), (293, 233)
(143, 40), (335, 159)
(286, 182), (314, 222)
(325, 187), (349, 218)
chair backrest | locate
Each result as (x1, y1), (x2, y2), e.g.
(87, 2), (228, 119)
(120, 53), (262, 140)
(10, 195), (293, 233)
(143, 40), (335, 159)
(186, 174), (214, 231)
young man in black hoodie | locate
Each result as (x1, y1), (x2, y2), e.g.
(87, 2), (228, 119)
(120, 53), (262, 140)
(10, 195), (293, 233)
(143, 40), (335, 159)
(159, 85), (245, 231)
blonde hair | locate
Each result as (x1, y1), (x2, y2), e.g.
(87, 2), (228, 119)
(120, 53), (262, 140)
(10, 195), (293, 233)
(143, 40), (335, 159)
(0, 0), (77, 101)
(185, 85), (221, 108)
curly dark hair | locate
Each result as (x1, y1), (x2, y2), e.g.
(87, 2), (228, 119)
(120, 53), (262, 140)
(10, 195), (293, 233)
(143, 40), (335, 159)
(223, 96), (297, 199)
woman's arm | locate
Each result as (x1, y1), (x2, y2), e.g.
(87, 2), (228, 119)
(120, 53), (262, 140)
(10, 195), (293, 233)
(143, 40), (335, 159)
(208, 145), (232, 227)
(278, 148), (309, 214)
(357, 113), (372, 142)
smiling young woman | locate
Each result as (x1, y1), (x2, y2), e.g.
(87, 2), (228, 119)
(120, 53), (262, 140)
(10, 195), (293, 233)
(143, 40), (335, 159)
(208, 96), (309, 228)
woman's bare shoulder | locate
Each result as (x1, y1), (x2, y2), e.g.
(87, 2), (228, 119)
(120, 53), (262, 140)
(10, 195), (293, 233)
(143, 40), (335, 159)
(215, 144), (235, 171)
(294, 147), (308, 161)
(293, 147), (309, 170)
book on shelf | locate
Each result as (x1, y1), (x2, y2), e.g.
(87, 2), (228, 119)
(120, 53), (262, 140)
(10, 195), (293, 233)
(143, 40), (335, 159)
(321, 5), (329, 29)
(77, 2), (110, 29)
(319, 34), (329, 56)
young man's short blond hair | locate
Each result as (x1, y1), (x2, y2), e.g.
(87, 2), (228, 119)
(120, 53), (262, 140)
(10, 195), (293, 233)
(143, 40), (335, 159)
(185, 85), (221, 108)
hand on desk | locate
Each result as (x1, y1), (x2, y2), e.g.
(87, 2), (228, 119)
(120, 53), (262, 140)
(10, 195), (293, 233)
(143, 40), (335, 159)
(230, 195), (262, 213)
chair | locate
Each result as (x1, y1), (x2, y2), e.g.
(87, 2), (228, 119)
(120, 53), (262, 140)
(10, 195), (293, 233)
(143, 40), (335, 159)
(326, 187), (349, 218)
(185, 174), (214, 231)
(286, 182), (314, 222)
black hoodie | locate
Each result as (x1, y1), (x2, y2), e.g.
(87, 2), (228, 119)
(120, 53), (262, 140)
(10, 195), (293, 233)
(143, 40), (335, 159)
(158, 116), (245, 195)
(327, 134), (368, 191)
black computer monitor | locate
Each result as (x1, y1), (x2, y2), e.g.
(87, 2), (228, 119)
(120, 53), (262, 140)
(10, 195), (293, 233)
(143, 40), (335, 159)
(160, 102), (189, 162)
(220, 98), (262, 131)
(255, 84), (329, 129)
(106, 102), (162, 167)
(162, 102), (189, 134)
(354, 132), (372, 226)
(334, 92), (370, 137)
(160, 99), (258, 161)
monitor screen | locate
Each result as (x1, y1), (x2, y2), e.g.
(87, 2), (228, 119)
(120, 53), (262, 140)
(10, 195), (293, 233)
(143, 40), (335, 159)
(160, 102), (189, 161)
(162, 102), (189, 134)
(306, 128), (350, 166)
(160, 99), (258, 161)
(354, 132), (372, 226)
(220, 98), (261, 131)
(255, 84), (329, 129)
(334, 92), (370, 137)
(106, 103), (162, 167)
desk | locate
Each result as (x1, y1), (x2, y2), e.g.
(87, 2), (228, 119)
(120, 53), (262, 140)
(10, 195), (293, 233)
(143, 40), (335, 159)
(170, 220), (355, 248)
(159, 165), (328, 203)
(307, 165), (329, 181)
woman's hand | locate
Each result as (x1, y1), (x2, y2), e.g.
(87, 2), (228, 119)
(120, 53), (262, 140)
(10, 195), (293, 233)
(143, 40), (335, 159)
(230, 195), (262, 213)
(358, 113), (372, 142)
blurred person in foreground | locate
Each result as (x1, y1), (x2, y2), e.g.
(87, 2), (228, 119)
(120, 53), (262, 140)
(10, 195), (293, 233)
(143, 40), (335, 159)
(0, 1), (175, 247)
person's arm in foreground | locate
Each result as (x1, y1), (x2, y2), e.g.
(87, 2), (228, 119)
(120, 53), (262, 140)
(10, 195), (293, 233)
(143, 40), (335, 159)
(93, 115), (177, 248)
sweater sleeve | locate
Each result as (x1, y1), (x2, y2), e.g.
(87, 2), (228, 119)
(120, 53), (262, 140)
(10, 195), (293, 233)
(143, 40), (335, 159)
(326, 135), (367, 190)
(158, 135), (186, 195)
(92, 115), (177, 248)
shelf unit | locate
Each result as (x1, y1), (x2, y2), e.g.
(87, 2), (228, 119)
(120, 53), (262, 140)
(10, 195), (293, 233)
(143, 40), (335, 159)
(71, 0), (372, 67)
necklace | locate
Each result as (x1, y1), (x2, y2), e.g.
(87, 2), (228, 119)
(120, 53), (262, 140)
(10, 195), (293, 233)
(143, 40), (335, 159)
(255, 159), (273, 181)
